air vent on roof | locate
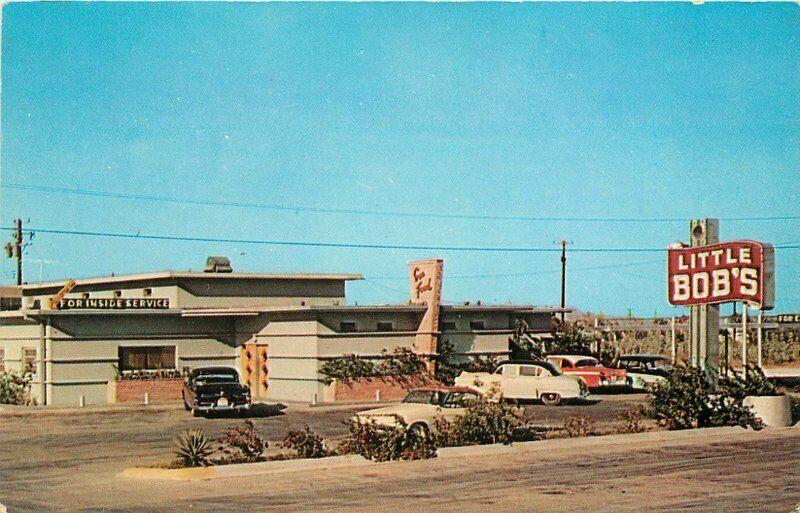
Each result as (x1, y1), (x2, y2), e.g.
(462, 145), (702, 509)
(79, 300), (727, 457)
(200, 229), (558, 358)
(204, 256), (233, 273)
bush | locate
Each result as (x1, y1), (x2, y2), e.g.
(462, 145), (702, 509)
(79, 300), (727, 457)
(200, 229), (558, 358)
(616, 408), (644, 434)
(564, 415), (595, 437)
(337, 417), (437, 462)
(280, 424), (329, 459)
(174, 429), (215, 467)
(319, 347), (431, 386)
(647, 365), (761, 430)
(217, 420), (268, 463)
(0, 371), (32, 405)
(436, 398), (534, 446)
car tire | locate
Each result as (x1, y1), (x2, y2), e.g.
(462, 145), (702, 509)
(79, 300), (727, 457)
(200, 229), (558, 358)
(540, 393), (562, 406)
(408, 423), (430, 440)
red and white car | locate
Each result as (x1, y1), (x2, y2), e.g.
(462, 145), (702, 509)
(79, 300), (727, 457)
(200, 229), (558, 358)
(545, 355), (628, 389)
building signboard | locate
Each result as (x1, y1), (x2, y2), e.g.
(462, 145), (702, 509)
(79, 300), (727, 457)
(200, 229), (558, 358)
(57, 297), (170, 310)
(667, 240), (774, 310)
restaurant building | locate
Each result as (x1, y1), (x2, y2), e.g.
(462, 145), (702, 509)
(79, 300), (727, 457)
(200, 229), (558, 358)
(0, 258), (562, 406)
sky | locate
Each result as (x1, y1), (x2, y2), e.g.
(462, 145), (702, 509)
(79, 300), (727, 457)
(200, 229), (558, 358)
(1, 1), (798, 316)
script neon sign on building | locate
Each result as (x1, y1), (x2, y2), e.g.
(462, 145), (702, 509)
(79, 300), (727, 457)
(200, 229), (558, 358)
(667, 240), (774, 309)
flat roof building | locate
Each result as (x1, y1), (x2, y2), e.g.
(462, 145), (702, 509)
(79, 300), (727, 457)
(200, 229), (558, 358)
(0, 259), (564, 406)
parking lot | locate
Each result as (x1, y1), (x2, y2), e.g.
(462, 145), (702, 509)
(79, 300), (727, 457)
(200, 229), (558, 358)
(1, 393), (799, 513)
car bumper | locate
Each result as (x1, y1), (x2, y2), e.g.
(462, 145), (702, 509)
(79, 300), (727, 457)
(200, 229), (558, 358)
(194, 402), (251, 412)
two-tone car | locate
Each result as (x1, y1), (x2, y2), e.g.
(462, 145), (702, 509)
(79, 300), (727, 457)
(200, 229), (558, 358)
(355, 386), (481, 438)
(545, 355), (628, 389)
(615, 354), (670, 390)
(454, 360), (587, 405)
(181, 366), (251, 417)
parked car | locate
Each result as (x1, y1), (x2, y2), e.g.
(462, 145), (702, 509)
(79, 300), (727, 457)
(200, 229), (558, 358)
(615, 355), (670, 390)
(355, 386), (481, 437)
(181, 366), (251, 416)
(454, 360), (587, 405)
(545, 355), (628, 389)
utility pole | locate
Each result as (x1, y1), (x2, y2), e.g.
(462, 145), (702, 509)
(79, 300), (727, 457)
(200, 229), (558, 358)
(557, 240), (572, 325)
(4, 219), (24, 285)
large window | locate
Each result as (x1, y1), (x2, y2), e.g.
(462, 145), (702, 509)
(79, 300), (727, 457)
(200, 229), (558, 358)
(339, 322), (357, 333)
(118, 346), (176, 371)
(469, 320), (486, 331)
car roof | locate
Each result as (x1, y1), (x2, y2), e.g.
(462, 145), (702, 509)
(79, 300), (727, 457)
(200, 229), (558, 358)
(619, 355), (666, 361)
(411, 386), (478, 394)
(193, 366), (238, 373)
(547, 355), (598, 363)
(499, 359), (552, 366)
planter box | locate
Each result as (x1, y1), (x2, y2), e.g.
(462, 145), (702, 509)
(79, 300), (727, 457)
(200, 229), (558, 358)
(322, 376), (438, 403)
(743, 395), (793, 427)
(109, 378), (184, 404)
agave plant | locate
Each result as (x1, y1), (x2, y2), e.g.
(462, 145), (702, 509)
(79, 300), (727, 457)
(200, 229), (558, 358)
(174, 429), (214, 467)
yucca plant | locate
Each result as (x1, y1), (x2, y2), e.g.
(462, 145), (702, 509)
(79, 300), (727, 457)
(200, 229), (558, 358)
(174, 429), (214, 467)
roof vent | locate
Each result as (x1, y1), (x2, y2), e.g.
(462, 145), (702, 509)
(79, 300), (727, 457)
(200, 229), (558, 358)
(204, 256), (233, 273)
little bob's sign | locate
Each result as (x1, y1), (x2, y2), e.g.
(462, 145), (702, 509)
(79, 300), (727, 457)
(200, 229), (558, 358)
(57, 297), (170, 310)
(667, 240), (774, 310)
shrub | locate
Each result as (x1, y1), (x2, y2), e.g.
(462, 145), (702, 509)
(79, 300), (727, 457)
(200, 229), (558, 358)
(616, 408), (644, 434)
(217, 420), (268, 463)
(337, 417), (437, 462)
(0, 371), (32, 405)
(319, 347), (432, 386)
(432, 397), (537, 447)
(647, 365), (761, 430)
(564, 415), (595, 437)
(280, 424), (329, 459)
(174, 429), (215, 467)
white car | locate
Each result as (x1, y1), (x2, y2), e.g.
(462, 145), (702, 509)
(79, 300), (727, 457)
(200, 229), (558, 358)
(355, 386), (482, 437)
(454, 360), (587, 405)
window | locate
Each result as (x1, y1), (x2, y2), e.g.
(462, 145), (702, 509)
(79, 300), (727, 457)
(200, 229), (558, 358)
(376, 321), (393, 332)
(339, 322), (357, 333)
(469, 320), (486, 330)
(113, 290), (122, 298)
(519, 365), (541, 377)
(440, 321), (457, 331)
(118, 346), (176, 371)
(22, 348), (36, 373)
(444, 392), (479, 408)
(0, 348), (5, 372)
(143, 288), (152, 297)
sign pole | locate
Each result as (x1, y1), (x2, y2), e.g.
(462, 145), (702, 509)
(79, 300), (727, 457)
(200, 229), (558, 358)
(687, 218), (720, 371)
(670, 316), (676, 365)
(757, 310), (763, 369)
(741, 303), (748, 371)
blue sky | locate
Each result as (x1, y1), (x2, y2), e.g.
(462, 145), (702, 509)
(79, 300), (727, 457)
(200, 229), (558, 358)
(2, 2), (798, 316)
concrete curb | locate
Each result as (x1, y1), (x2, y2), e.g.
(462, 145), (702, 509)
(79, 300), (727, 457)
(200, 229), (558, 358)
(0, 403), (184, 418)
(435, 425), (792, 459)
(118, 454), (371, 481)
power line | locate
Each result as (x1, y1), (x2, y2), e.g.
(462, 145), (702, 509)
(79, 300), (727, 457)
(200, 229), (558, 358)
(1, 226), (798, 255)
(4, 182), (800, 224)
(367, 259), (665, 280)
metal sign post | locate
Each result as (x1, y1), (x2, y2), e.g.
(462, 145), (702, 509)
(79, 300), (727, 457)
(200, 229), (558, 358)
(741, 303), (748, 370)
(688, 218), (720, 371)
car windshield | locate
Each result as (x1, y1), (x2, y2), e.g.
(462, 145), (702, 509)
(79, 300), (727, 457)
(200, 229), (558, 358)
(444, 392), (479, 408)
(402, 390), (436, 404)
(574, 358), (599, 367)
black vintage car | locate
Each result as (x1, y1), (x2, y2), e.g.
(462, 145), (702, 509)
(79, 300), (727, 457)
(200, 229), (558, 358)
(182, 366), (251, 416)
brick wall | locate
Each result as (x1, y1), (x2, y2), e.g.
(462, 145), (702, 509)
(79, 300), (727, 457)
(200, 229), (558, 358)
(322, 376), (437, 403)
(113, 378), (184, 403)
